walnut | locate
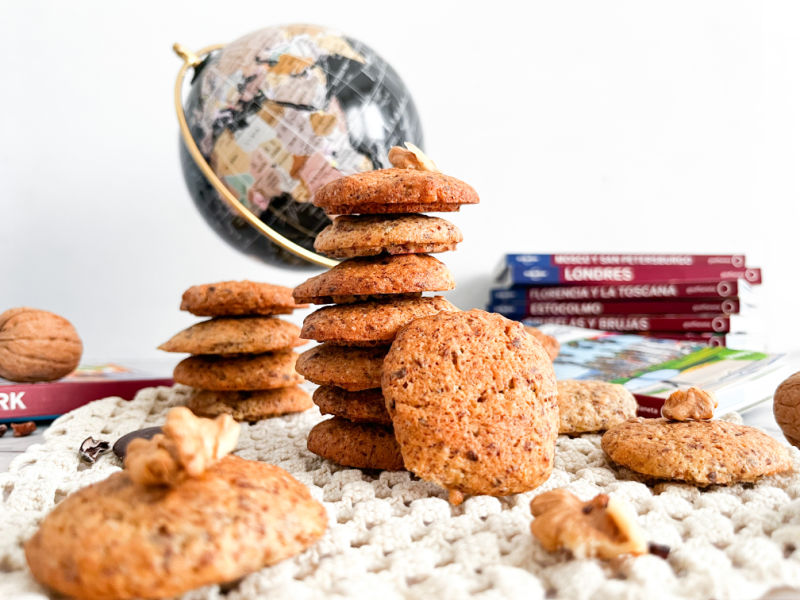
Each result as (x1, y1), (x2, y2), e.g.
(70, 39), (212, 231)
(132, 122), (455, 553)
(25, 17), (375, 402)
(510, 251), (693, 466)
(774, 371), (800, 448)
(388, 142), (439, 172)
(661, 387), (717, 421)
(0, 308), (83, 382)
(125, 407), (239, 486)
(530, 489), (647, 559)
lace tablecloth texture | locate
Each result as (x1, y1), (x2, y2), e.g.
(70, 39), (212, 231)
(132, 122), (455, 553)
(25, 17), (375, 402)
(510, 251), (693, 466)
(2, 385), (800, 600)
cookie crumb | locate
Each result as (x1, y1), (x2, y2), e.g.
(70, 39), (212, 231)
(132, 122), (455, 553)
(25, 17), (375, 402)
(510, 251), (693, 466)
(448, 489), (465, 505)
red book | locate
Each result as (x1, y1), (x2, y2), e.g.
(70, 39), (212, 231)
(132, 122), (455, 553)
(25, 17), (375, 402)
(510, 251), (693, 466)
(506, 253), (746, 267)
(525, 314), (747, 333)
(497, 298), (741, 317)
(497, 263), (762, 286)
(491, 280), (748, 302)
(0, 363), (173, 422)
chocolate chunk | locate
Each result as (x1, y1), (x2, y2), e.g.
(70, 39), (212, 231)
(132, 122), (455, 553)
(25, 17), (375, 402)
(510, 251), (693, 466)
(112, 426), (163, 461)
(79, 437), (111, 464)
(11, 421), (36, 437)
(648, 542), (671, 559)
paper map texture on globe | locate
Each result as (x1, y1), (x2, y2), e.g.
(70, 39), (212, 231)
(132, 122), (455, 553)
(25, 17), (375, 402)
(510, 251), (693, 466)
(180, 25), (423, 265)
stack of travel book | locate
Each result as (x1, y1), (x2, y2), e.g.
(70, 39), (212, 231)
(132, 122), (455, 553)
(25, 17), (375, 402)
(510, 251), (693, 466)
(489, 253), (763, 347)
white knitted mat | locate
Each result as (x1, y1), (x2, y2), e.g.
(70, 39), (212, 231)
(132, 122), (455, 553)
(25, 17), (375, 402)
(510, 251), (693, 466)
(3, 385), (800, 600)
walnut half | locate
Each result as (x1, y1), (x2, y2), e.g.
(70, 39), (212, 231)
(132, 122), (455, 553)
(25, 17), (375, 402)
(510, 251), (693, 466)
(530, 489), (647, 559)
(388, 142), (439, 172)
(124, 407), (239, 487)
(661, 387), (717, 421)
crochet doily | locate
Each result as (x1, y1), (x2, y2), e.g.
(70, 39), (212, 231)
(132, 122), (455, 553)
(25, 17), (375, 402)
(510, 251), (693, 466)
(3, 385), (800, 600)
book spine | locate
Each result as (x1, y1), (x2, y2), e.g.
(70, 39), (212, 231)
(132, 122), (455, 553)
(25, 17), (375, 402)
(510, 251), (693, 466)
(525, 315), (734, 332)
(491, 281), (741, 302)
(506, 253), (746, 268)
(641, 331), (728, 346)
(0, 379), (173, 421)
(490, 298), (740, 317)
(503, 264), (761, 286)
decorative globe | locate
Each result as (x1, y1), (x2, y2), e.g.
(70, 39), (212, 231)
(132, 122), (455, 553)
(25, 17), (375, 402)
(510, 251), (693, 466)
(179, 24), (424, 267)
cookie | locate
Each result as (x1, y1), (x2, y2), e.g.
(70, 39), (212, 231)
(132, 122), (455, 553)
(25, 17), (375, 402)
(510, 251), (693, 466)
(173, 350), (302, 391)
(557, 379), (638, 434)
(180, 281), (306, 316)
(382, 309), (559, 499)
(601, 418), (793, 486)
(292, 254), (455, 305)
(313, 168), (479, 215)
(301, 296), (458, 346)
(296, 344), (388, 391)
(25, 455), (327, 600)
(306, 417), (404, 470)
(312, 386), (392, 425)
(524, 326), (560, 361)
(159, 317), (301, 355)
(314, 214), (463, 258)
(187, 386), (312, 421)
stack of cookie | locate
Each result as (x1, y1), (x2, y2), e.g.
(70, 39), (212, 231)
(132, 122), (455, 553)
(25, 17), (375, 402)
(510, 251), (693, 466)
(293, 145), (479, 471)
(160, 281), (313, 421)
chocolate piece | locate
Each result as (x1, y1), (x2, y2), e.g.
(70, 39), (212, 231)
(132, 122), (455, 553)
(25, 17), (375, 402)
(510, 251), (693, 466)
(112, 426), (162, 461)
(79, 437), (111, 464)
(648, 542), (671, 559)
(11, 421), (36, 437)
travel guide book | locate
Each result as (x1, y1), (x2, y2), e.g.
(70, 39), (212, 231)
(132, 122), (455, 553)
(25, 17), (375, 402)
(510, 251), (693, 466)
(540, 324), (796, 418)
(495, 253), (762, 286)
(0, 363), (173, 422)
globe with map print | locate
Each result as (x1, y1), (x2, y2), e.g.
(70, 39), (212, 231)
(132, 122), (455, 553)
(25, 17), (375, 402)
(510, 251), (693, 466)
(178, 24), (424, 267)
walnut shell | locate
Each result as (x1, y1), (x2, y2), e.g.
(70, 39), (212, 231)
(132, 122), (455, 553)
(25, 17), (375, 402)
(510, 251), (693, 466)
(774, 371), (800, 447)
(0, 308), (83, 382)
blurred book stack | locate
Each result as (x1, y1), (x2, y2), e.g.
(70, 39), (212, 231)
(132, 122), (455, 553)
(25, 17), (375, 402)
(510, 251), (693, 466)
(489, 253), (764, 348)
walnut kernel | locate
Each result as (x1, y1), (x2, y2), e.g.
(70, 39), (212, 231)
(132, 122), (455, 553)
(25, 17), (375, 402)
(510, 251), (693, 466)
(124, 407), (239, 486)
(661, 387), (717, 421)
(388, 142), (439, 172)
(530, 489), (647, 559)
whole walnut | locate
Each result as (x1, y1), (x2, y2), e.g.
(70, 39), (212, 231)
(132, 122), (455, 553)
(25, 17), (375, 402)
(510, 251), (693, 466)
(0, 308), (83, 382)
(774, 371), (800, 448)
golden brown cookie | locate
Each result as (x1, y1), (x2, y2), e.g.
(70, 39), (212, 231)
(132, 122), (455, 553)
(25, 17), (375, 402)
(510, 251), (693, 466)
(296, 344), (388, 391)
(24, 455), (326, 600)
(601, 418), (793, 485)
(313, 168), (479, 215)
(301, 296), (458, 346)
(557, 380), (638, 434)
(158, 317), (301, 355)
(312, 386), (392, 425)
(524, 326), (560, 361)
(187, 386), (312, 421)
(306, 417), (405, 470)
(180, 281), (307, 316)
(292, 254), (455, 305)
(173, 351), (302, 391)
(314, 214), (463, 258)
(382, 309), (559, 500)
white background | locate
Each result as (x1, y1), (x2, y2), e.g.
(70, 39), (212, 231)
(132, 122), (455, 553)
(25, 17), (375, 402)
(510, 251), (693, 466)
(1, 0), (799, 364)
